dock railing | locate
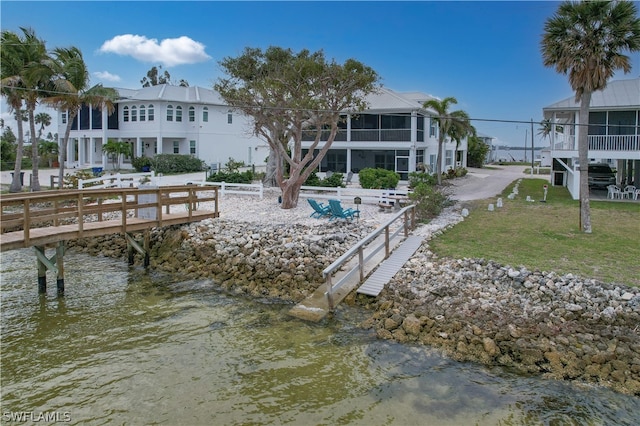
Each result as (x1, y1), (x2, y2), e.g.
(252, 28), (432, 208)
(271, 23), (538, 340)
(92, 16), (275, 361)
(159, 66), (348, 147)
(322, 204), (416, 311)
(0, 185), (219, 251)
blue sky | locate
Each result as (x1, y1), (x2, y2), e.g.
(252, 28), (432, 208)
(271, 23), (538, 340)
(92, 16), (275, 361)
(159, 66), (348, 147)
(2, 0), (639, 147)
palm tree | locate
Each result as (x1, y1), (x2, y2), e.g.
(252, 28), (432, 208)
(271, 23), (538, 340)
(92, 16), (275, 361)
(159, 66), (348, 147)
(13, 28), (54, 192)
(423, 97), (472, 184)
(35, 112), (51, 141)
(537, 118), (552, 144)
(46, 47), (118, 188)
(1, 30), (28, 192)
(541, 0), (640, 233)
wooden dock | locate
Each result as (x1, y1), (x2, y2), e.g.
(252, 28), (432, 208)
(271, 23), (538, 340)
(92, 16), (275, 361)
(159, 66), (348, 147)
(1, 186), (219, 293)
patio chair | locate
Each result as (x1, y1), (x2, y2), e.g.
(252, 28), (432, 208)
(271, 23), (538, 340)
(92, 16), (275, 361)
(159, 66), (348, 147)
(607, 185), (622, 199)
(622, 185), (636, 199)
(307, 198), (331, 218)
(344, 171), (353, 185)
(328, 199), (359, 221)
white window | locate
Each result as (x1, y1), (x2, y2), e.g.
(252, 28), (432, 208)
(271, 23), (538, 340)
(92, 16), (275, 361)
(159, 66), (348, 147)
(148, 104), (154, 121)
(445, 150), (453, 167)
(176, 106), (182, 122)
(203, 107), (208, 122)
(123, 106), (129, 122)
(429, 118), (437, 138)
(131, 106), (137, 122)
(140, 105), (146, 121)
(227, 110), (233, 124)
(190, 140), (196, 155)
(166, 105), (173, 121)
(189, 106), (195, 122)
(173, 141), (179, 154)
(61, 111), (67, 124)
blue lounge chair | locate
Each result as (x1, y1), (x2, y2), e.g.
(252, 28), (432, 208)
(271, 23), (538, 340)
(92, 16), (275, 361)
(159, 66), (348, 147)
(307, 198), (331, 218)
(328, 199), (359, 221)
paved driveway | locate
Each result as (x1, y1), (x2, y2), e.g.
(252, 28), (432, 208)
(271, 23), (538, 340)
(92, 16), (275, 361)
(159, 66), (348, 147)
(448, 166), (533, 201)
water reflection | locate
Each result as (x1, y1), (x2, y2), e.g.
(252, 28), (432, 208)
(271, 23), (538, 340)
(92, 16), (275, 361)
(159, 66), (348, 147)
(1, 249), (639, 425)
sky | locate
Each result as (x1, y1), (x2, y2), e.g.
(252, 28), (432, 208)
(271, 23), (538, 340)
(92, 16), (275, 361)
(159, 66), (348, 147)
(2, 0), (639, 147)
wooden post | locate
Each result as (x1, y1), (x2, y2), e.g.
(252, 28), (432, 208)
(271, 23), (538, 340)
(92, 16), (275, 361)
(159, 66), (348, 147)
(56, 241), (65, 295)
(125, 232), (150, 267)
(35, 246), (47, 294)
(144, 229), (150, 267)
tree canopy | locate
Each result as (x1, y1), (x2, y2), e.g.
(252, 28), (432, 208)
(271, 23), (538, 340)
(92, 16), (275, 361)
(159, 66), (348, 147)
(141, 65), (189, 87)
(214, 46), (380, 208)
(422, 97), (472, 185)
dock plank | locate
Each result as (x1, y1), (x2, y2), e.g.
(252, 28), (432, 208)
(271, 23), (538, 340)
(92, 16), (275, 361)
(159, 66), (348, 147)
(357, 235), (423, 296)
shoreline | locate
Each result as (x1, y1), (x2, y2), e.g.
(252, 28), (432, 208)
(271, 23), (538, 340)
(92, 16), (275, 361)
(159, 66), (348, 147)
(65, 202), (640, 397)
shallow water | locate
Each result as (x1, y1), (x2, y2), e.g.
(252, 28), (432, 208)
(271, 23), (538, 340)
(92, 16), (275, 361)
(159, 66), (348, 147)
(1, 248), (639, 425)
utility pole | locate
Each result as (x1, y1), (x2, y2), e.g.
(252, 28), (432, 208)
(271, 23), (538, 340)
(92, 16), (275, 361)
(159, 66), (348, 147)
(531, 118), (535, 176)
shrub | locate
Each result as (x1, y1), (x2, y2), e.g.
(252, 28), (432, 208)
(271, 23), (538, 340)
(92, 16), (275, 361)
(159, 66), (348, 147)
(409, 183), (453, 222)
(132, 156), (153, 172)
(304, 171), (345, 187)
(358, 168), (400, 189)
(153, 154), (205, 174)
(207, 170), (254, 184)
(408, 171), (437, 188)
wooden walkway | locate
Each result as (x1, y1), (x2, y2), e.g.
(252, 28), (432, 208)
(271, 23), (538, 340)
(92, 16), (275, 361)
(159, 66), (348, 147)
(1, 186), (219, 294)
(1, 186), (219, 251)
(356, 235), (423, 296)
(289, 205), (418, 322)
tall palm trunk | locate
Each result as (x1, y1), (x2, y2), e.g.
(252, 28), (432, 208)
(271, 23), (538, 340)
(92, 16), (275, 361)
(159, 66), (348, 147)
(578, 90), (592, 233)
(9, 109), (25, 193)
(28, 106), (41, 191)
(436, 134), (444, 185)
(58, 111), (76, 189)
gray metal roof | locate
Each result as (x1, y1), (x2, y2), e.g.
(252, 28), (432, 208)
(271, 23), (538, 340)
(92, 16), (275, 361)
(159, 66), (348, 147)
(113, 84), (441, 115)
(543, 77), (640, 110)
(114, 84), (226, 105)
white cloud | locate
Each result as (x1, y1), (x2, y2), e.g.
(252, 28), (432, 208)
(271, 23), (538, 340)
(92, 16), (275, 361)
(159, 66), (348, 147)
(99, 34), (211, 66)
(93, 71), (121, 82)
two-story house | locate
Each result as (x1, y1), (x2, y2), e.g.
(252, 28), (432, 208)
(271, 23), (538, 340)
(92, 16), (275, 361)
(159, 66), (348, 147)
(58, 84), (267, 171)
(301, 87), (467, 180)
(542, 77), (640, 198)
(58, 85), (469, 180)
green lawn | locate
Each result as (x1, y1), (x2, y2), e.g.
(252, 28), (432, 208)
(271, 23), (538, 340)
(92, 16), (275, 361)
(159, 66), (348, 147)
(430, 178), (640, 287)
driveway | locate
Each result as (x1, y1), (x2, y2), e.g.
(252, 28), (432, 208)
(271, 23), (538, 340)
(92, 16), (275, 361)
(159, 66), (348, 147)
(448, 166), (532, 201)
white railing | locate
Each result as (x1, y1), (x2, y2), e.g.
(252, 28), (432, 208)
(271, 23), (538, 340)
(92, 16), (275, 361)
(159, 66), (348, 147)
(553, 134), (640, 151)
(79, 171), (155, 189)
(298, 186), (410, 204)
(185, 180), (264, 199)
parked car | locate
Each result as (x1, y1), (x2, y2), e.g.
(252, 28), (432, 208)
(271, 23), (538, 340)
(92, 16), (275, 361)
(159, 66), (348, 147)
(588, 163), (616, 189)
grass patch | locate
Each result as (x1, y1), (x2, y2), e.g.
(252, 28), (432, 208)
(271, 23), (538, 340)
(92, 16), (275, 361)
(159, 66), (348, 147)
(429, 178), (640, 287)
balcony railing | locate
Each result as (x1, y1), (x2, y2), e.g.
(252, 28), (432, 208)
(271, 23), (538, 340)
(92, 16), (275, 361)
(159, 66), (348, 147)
(301, 129), (414, 142)
(553, 134), (640, 151)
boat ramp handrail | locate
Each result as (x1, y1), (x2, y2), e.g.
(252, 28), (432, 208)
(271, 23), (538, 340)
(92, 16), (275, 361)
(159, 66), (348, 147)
(322, 204), (416, 310)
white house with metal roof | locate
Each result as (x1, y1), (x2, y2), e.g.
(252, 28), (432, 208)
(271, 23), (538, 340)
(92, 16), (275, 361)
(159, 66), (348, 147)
(300, 87), (468, 180)
(58, 85), (468, 180)
(542, 77), (640, 198)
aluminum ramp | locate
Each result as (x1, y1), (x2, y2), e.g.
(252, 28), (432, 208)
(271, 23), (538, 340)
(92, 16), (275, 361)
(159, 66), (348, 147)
(356, 235), (423, 296)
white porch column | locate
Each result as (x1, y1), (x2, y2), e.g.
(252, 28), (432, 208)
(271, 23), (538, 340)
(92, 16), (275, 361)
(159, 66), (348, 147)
(346, 114), (351, 142)
(78, 136), (86, 166)
(410, 111), (418, 172)
(90, 137), (96, 165)
(346, 149), (352, 172)
(67, 138), (75, 166)
(156, 136), (162, 154)
(136, 136), (143, 158)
